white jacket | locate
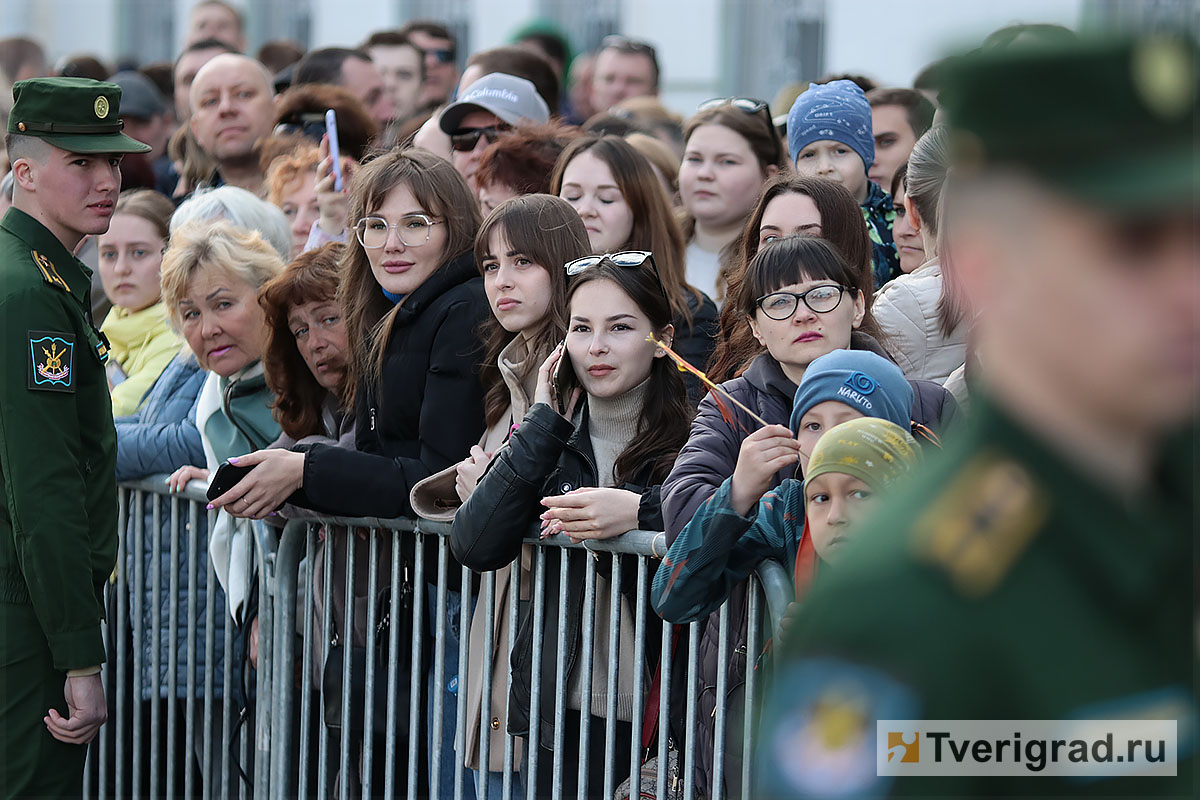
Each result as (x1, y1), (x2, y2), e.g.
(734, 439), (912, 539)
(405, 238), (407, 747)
(872, 259), (967, 384)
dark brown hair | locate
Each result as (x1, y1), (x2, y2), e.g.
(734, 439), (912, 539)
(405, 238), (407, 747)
(565, 260), (690, 485)
(474, 194), (591, 427)
(865, 87), (935, 141)
(273, 83), (379, 161)
(474, 124), (579, 197)
(256, 39), (305, 74)
(339, 148), (482, 409)
(708, 176), (875, 381)
(259, 242), (346, 439)
(466, 46), (560, 117)
(550, 135), (696, 326)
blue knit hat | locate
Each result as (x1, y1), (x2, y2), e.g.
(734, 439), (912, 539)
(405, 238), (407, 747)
(789, 350), (913, 433)
(786, 80), (874, 175)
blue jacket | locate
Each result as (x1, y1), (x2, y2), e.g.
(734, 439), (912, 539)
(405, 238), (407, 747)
(863, 180), (900, 289)
(114, 354), (226, 699)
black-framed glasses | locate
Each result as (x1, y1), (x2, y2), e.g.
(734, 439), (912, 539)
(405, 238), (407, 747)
(697, 96), (781, 164)
(353, 214), (443, 249)
(273, 114), (325, 143)
(756, 285), (847, 320)
(565, 250), (668, 298)
(449, 125), (509, 152)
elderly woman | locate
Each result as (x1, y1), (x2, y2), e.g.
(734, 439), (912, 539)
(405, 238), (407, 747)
(170, 184), (293, 262)
(162, 220), (284, 626)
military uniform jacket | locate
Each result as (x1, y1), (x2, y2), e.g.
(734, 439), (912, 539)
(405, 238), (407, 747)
(756, 390), (1195, 797)
(0, 207), (118, 671)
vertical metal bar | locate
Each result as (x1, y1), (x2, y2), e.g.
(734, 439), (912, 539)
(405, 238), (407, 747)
(115, 486), (129, 800)
(185, 500), (199, 800)
(202, 508), (218, 800)
(338, 526), (357, 795)
(629, 557), (649, 797)
(742, 578), (762, 795)
(501, 556), (521, 800)
(657, 621), (672, 799)
(166, 496), (180, 795)
(524, 546), (546, 800)
(131, 489), (144, 798)
(316, 524), (335, 800)
(713, 601), (731, 800)
(382, 531), (402, 800)
(219, 514), (234, 800)
(575, 553), (597, 800)
(550, 549), (570, 800)
(238, 517), (253, 800)
(454, 562), (471, 800)
(477, 569), (496, 800)
(430, 535), (448, 798)
(682, 620), (700, 800)
(601, 554), (622, 800)
(406, 531), (426, 800)
(150, 495), (162, 800)
(361, 530), (381, 800)
(254, 520), (275, 800)
(297, 524), (317, 800)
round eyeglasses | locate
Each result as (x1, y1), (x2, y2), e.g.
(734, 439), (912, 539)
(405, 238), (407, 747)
(756, 285), (846, 320)
(353, 214), (442, 249)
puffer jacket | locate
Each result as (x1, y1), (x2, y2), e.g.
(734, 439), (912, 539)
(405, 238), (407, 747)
(450, 402), (663, 748)
(113, 353), (225, 699)
(676, 289), (719, 406)
(872, 259), (967, 384)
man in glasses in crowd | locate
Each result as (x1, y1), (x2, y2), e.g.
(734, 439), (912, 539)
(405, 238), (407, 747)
(591, 34), (660, 114)
(398, 19), (460, 108)
(438, 72), (550, 195)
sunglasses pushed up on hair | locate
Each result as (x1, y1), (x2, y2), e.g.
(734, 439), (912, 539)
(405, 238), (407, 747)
(696, 96), (781, 164)
(564, 251), (670, 299)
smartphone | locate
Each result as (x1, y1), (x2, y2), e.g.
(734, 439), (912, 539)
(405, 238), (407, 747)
(552, 343), (577, 413)
(325, 109), (343, 191)
(206, 461), (254, 502)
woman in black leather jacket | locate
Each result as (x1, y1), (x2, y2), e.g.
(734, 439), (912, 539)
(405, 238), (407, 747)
(451, 255), (690, 798)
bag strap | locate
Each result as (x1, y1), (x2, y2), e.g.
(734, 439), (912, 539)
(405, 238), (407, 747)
(641, 624), (682, 752)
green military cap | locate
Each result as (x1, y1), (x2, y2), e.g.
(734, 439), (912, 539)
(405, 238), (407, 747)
(939, 35), (1197, 213)
(8, 77), (152, 154)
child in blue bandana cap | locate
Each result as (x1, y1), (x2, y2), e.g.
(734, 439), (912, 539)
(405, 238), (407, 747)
(787, 80), (900, 288)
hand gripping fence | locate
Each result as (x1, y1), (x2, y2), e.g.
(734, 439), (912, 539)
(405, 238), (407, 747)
(83, 476), (794, 800)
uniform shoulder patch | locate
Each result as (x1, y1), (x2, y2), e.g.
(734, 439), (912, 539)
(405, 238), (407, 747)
(911, 453), (1048, 597)
(31, 250), (71, 293)
(28, 331), (75, 392)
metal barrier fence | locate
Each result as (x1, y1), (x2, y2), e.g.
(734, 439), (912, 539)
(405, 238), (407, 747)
(84, 477), (793, 799)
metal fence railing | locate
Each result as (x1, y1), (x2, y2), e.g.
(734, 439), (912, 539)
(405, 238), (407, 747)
(83, 477), (793, 799)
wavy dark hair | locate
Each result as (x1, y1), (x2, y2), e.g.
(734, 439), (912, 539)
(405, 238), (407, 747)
(708, 176), (876, 382)
(259, 242), (346, 439)
(474, 194), (591, 428)
(550, 134), (698, 326)
(729, 235), (883, 357)
(338, 148), (482, 409)
(565, 260), (690, 485)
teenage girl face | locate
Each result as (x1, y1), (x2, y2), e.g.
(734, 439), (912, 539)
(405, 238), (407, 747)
(892, 185), (927, 274)
(565, 277), (670, 399)
(804, 469), (877, 564)
(747, 273), (865, 383)
(758, 192), (823, 248)
(97, 213), (166, 313)
(177, 267), (268, 377)
(363, 182), (449, 297)
(794, 400), (865, 474)
(793, 140), (869, 204)
(480, 227), (555, 337)
(679, 123), (774, 230)
(558, 150), (635, 254)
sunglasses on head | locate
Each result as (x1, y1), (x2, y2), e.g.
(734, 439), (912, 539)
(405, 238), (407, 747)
(600, 35), (657, 60)
(273, 114), (326, 143)
(696, 96), (782, 164)
(449, 125), (509, 152)
(564, 251), (669, 299)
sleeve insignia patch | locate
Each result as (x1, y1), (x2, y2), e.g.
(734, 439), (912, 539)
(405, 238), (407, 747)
(29, 331), (75, 392)
(31, 250), (71, 293)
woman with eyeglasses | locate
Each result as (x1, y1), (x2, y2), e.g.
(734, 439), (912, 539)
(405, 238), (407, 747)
(451, 254), (689, 798)
(552, 134), (719, 403)
(678, 99), (786, 305)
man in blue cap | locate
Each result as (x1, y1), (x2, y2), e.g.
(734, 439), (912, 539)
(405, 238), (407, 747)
(0, 76), (149, 796)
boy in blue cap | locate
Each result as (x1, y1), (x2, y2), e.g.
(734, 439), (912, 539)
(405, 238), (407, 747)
(788, 80), (900, 287)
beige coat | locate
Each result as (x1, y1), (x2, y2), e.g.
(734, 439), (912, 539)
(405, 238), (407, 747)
(872, 260), (967, 385)
(410, 337), (537, 771)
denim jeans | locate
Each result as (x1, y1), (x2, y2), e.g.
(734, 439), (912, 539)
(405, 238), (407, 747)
(426, 585), (476, 799)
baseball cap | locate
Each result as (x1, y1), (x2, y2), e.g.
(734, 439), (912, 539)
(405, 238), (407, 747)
(109, 71), (168, 119)
(438, 72), (551, 134)
(8, 77), (152, 154)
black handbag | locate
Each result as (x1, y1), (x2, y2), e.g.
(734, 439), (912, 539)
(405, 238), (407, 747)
(321, 576), (413, 735)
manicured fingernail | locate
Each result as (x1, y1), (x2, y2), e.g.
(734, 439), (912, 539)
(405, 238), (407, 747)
(205, 503), (214, 510)
(228, 456), (239, 463)
(269, 511), (278, 517)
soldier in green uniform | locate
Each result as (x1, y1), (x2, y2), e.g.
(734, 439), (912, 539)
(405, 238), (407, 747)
(0, 78), (150, 797)
(755, 36), (1197, 798)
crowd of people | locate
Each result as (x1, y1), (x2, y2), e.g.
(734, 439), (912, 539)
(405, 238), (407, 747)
(0, 3), (1195, 798)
